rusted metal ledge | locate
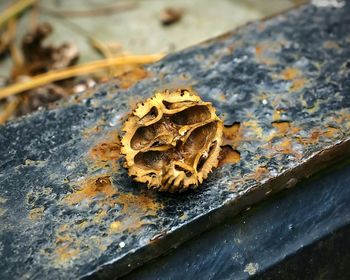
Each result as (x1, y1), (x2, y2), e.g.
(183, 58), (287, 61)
(124, 158), (350, 279)
(1, 1), (350, 279)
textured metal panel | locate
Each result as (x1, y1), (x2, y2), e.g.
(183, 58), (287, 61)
(1, 2), (350, 279)
(124, 160), (350, 279)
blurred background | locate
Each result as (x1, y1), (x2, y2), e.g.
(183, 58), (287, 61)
(0, 0), (303, 123)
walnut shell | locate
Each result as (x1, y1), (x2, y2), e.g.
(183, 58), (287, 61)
(121, 89), (223, 192)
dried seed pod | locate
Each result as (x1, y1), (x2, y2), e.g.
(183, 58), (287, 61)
(121, 89), (223, 192)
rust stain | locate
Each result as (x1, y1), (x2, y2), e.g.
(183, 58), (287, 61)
(109, 221), (122, 232)
(222, 122), (244, 148)
(271, 126), (299, 154)
(272, 121), (300, 136)
(278, 67), (306, 93)
(63, 175), (117, 205)
(47, 188), (163, 267)
(289, 78), (306, 92)
(242, 166), (269, 182)
(108, 192), (163, 233)
(323, 40), (340, 49)
(253, 166), (269, 180)
(54, 245), (80, 266)
(219, 93), (227, 101)
(268, 121), (303, 158)
(50, 175), (118, 267)
(272, 121), (290, 134)
(296, 127), (341, 145)
(28, 206), (44, 220)
(82, 125), (102, 138)
(333, 111), (350, 129)
(229, 178), (245, 191)
(255, 45), (263, 57)
(81, 120), (105, 138)
(42, 108), (350, 269)
(297, 130), (320, 145)
(254, 42), (278, 65)
(117, 66), (149, 89)
(223, 122), (240, 140)
(281, 67), (300, 80)
(52, 174), (164, 266)
(324, 126), (340, 138)
(272, 109), (284, 122)
(218, 145), (240, 166)
(223, 120), (269, 148)
(243, 120), (264, 139)
(119, 192), (162, 213)
(52, 235), (80, 267)
(88, 130), (121, 171)
(276, 139), (294, 154)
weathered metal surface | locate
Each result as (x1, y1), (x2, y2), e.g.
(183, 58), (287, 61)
(124, 160), (350, 279)
(1, 2), (350, 279)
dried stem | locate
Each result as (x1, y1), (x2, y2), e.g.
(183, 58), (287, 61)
(38, 2), (136, 18)
(8, 18), (24, 67)
(0, 97), (20, 124)
(0, 54), (165, 100)
(0, 0), (37, 29)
